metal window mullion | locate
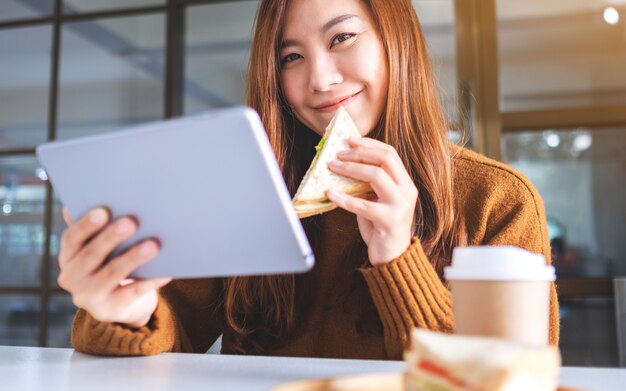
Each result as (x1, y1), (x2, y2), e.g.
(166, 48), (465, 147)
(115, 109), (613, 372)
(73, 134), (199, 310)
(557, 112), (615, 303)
(502, 105), (626, 132)
(59, 5), (167, 22)
(0, 287), (65, 295)
(454, 0), (502, 161)
(165, 0), (185, 118)
(0, 148), (36, 156)
(0, 17), (55, 29)
(478, 0), (501, 161)
(39, 0), (63, 348)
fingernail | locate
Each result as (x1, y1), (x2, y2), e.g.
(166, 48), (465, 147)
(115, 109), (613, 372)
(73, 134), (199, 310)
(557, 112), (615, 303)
(115, 219), (130, 234)
(90, 208), (107, 224)
(327, 189), (339, 199)
(337, 150), (350, 157)
(328, 160), (343, 169)
(139, 241), (157, 256)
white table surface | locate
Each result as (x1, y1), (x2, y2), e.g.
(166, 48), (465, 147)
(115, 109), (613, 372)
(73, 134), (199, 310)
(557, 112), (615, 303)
(1, 346), (625, 391)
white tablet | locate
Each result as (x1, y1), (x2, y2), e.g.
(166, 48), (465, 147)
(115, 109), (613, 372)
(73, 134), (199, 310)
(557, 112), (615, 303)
(36, 106), (314, 279)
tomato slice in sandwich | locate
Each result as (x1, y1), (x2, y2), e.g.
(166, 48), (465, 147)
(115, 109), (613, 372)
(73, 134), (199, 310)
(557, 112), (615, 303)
(417, 360), (469, 389)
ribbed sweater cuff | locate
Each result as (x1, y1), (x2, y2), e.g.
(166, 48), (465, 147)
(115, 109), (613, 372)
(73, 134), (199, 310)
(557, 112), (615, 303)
(360, 238), (454, 343)
(71, 297), (177, 356)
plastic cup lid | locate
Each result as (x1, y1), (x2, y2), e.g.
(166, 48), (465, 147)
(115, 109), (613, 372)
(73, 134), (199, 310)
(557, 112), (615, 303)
(444, 246), (556, 281)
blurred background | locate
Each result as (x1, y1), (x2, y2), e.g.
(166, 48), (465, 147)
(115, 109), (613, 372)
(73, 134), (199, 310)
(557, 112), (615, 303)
(0, 0), (625, 366)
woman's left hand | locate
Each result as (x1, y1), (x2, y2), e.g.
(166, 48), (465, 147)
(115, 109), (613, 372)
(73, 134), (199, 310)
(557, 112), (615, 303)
(327, 137), (418, 267)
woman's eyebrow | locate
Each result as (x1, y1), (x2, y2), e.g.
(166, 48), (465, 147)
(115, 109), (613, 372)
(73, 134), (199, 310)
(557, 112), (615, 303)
(321, 14), (358, 34)
(281, 14), (359, 50)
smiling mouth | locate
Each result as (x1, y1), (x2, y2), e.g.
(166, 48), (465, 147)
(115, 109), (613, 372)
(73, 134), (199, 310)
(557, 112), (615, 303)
(314, 91), (362, 112)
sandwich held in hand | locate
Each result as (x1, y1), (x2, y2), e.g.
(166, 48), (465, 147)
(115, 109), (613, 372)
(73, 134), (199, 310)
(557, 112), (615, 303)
(293, 106), (372, 218)
(404, 329), (561, 391)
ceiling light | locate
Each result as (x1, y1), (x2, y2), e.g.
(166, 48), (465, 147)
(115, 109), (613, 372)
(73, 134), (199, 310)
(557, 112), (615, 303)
(35, 167), (48, 181)
(573, 133), (593, 152)
(545, 132), (560, 148)
(604, 7), (620, 25)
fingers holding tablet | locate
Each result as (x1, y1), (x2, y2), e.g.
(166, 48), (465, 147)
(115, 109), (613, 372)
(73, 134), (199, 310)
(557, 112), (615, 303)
(71, 216), (138, 278)
(57, 207), (168, 328)
(58, 207), (110, 269)
(93, 239), (160, 292)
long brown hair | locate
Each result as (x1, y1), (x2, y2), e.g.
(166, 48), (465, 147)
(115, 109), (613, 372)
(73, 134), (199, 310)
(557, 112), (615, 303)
(225, 0), (466, 354)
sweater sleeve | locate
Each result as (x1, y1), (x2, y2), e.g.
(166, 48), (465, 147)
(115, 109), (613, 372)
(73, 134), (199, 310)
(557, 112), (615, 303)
(359, 238), (453, 359)
(360, 155), (560, 360)
(71, 278), (224, 356)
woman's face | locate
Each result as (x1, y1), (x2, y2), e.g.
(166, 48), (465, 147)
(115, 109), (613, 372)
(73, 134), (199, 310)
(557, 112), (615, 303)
(279, 0), (389, 137)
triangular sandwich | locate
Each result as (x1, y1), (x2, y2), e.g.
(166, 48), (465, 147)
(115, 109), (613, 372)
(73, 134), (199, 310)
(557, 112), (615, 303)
(404, 329), (561, 391)
(293, 106), (372, 218)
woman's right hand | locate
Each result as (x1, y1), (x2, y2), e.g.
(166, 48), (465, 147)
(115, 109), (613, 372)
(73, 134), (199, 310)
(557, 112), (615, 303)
(57, 207), (171, 328)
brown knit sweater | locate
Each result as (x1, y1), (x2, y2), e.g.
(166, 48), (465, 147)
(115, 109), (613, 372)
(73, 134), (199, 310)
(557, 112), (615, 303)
(71, 148), (559, 358)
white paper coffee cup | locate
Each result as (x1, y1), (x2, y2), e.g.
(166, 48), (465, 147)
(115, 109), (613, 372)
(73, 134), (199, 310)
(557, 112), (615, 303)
(444, 246), (555, 346)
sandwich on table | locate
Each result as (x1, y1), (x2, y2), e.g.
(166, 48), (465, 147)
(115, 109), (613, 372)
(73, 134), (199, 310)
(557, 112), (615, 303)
(404, 329), (562, 391)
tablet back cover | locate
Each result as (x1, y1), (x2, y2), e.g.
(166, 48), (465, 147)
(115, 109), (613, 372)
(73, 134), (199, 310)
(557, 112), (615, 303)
(36, 107), (314, 279)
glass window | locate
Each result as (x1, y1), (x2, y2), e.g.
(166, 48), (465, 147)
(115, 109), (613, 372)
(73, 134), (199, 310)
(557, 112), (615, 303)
(498, 1), (626, 111)
(62, 0), (164, 14)
(502, 128), (626, 277)
(47, 294), (76, 348)
(184, 1), (258, 115)
(560, 298), (618, 366)
(0, 1), (53, 22)
(0, 295), (39, 346)
(412, 0), (458, 124)
(57, 14), (165, 140)
(0, 25), (52, 151)
(0, 156), (46, 287)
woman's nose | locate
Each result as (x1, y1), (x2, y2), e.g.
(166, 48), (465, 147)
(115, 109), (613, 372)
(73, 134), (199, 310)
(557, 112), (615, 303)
(308, 54), (343, 92)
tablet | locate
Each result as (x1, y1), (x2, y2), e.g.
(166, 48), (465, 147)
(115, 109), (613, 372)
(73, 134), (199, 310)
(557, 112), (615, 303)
(36, 106), (314, 279)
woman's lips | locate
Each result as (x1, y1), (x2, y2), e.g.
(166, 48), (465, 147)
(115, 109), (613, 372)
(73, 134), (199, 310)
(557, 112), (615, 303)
(314, 91), (361, 113)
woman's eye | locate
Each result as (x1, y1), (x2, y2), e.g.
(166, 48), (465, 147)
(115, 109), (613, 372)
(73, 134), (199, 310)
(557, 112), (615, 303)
(331, 33), (355, 47)
(281, 53), (302, 66)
